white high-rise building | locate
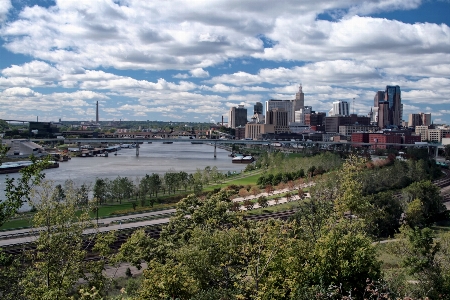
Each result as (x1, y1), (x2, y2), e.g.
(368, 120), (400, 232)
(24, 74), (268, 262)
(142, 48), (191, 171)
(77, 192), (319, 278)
(294, 106), (312, 124)
(329, 101), (350, 116)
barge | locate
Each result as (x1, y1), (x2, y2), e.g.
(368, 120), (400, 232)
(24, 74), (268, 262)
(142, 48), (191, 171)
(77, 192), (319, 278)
(0, 160), (59, 174)
(231, 156), (254, 164)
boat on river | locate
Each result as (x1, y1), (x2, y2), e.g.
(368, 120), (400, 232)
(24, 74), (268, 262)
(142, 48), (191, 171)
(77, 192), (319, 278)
(231, 156), (254, 164)
(0, 160), (59, 174)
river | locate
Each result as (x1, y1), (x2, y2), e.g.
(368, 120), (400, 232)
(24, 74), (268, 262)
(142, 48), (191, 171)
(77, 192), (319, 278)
(0, 142), (246, 210)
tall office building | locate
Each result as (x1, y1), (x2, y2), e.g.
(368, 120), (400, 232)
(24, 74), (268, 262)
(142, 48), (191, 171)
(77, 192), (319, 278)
(254, 102), (263, 114)
(374, 85), (402, 128)
(228, 105), (248, 129)
(266, 108), (289, 133)
(329, 101), (350, 116)
(265, 84), (305, 124)
(385, 85), (402, 126)
(408, 112), (432, 128)
(408, 114), (422, 128)
(421, 113), (431, 126)
(374, 91), (385, 107)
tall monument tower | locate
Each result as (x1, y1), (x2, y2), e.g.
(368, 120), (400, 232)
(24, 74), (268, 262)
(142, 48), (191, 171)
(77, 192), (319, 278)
(295, 84), (304, 108)
(96, 101), (99, 123)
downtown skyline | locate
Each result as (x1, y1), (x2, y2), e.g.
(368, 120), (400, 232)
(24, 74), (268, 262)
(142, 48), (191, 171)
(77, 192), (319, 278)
(0, 0), (449, 124)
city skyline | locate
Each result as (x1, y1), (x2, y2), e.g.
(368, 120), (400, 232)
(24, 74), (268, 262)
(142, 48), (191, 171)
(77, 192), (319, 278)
(0, 0), (449, 124)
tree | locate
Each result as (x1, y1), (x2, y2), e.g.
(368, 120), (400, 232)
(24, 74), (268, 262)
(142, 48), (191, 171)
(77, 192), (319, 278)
(389, 226), (449, 298)
(285, 192), (292, 202)
(52, 184), (66, 202)
(160, 190), (238, 245)
(20, 181), (110, 299)
(150, 173), (162, 198)
(362, 191), (403, 238)
(0, 155), (50, 227)
(445, 144), (450, 160)
(238, 187), (249, 200)
(257, 196), (268, 208)
(250, 185), (260, 199)
(93, 178), (108, 204)
(335, 155), (370, 217)
(265, 184), (274, 196)
(77, 183), (90, 206)
(139, 260), (199, 300)
(179, 171), (189, 191)
(402, 180), (445, 225)
(309, 219), (381, 297)
(405, 199), (426, 228)
(243, 199), (254, 210)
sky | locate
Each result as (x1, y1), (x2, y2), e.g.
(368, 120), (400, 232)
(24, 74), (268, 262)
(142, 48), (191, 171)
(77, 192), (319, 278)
(0, 0), (449, 124)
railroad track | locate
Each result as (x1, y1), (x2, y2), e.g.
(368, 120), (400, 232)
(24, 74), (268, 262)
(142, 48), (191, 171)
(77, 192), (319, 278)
(0, 210), (298, 256)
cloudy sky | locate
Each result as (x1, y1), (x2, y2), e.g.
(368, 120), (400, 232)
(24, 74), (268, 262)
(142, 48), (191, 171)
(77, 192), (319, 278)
(0, 0), (449, 124)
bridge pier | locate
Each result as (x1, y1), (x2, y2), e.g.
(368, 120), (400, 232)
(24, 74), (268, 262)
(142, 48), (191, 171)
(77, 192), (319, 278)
(214, 142), (217, 158)
(136, 143), (140, 157)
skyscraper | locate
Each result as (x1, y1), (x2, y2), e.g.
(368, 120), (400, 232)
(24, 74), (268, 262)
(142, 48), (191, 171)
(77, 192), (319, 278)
(374, 91), (385, 107)
(254, 102), (263, 114)
(375, 85), (402, 128)
(329, 101), (350, 116)
(265, 84), (305, 124)
(385, 85), (402, 126)
(228, 105), (248, 129)
(266, 108), (289, 133)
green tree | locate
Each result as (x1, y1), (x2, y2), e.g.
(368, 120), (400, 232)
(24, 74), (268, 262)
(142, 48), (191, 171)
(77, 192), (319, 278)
(0, 249), (25, 299)
(93, 178), (108, 204)
(402, 180), (445, 225)
(0, 155), (50, 226)
(405, 198), (426, 228)
(161, 190), (238, 245)
(20, 181), (100, 299)
(139, 260), (199, 300)
(149, 173), (161, 198)
(362, 191), (403, 238)
(257, 196), (268, 208)
(310, 219), (381, 297)
(389, 226), (449, 298)
(335, 155), (370, 217)
(52, 184), (66, 202)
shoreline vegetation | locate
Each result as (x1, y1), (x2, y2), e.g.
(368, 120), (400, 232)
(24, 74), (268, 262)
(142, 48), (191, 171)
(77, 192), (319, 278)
(0, 151), (340, 230)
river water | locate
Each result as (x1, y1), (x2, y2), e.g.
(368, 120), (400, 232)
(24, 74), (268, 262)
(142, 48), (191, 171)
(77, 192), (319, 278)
(0, 143), (246, 210)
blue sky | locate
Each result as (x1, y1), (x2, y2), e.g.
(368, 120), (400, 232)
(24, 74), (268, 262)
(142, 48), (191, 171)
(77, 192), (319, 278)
(0, 0), (449, 124)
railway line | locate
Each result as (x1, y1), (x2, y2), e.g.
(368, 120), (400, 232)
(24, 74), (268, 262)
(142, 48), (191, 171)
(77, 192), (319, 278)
(0, 210), (298, 256)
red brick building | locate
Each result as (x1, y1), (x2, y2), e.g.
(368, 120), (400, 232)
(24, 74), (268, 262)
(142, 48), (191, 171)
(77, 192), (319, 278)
(368, 133), (402, 149)
(351, 133), (369, 144)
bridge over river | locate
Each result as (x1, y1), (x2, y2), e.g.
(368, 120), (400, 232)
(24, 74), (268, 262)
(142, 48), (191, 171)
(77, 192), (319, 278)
(30, 137), (442, 158)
